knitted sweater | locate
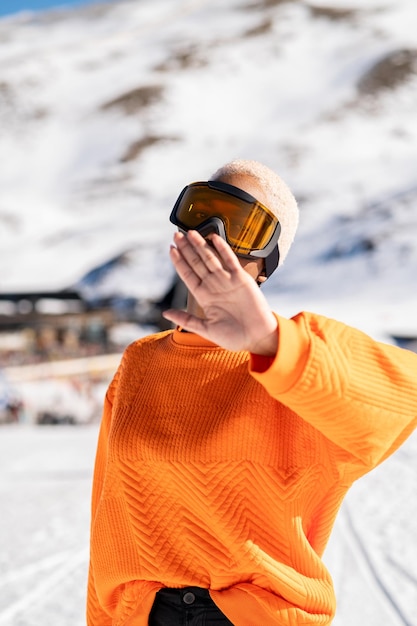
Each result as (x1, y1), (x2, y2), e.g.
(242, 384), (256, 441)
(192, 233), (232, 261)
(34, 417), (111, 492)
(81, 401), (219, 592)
(87, 312), (417, 626)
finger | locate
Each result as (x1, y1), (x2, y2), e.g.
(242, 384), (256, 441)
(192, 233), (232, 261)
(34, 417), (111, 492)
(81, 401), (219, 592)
(169, 243), (203, 293)
(176, 230), (224, 276)
(209, 233), (244, 273)
(162, 308), (206, 334)
(172, 232), (211, 281)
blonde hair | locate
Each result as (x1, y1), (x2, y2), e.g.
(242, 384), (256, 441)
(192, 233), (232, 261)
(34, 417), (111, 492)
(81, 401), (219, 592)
(210, 159), (299, 266)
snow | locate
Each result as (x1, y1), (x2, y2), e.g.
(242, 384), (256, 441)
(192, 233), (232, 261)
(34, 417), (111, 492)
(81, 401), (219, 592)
(0, 425), (96, 626)
(0, 0), (416, 623)
(0, 424), (416, 625)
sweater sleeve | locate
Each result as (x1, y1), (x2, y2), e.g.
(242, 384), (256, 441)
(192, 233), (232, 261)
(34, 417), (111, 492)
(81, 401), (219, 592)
(87, 371), (119, 626)
(250, 311), (417, 476)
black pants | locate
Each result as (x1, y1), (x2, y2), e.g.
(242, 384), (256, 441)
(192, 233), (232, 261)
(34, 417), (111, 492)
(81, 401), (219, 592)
(148, 586), (234, 626)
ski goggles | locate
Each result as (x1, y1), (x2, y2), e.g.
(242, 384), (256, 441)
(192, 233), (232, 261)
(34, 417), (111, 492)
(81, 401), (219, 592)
(170, 181), (281, 275)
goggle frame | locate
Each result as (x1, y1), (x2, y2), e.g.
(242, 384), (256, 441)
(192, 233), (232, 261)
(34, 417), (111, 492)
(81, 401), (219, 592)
(170, 180), (281, 277)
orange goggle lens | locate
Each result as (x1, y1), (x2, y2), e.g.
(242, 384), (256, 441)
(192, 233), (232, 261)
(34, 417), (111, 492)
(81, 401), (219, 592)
(170, 181), (280, 258)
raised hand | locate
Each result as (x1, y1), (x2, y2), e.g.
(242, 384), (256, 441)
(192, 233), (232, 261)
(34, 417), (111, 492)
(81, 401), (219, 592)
(162, 230), (278, 355)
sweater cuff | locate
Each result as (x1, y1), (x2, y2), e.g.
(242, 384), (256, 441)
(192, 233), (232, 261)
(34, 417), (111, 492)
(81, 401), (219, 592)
(249, 313), (311, 394)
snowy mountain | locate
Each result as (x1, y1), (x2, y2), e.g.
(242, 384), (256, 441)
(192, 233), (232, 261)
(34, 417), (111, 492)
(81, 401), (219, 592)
(1, 0), (416, 337)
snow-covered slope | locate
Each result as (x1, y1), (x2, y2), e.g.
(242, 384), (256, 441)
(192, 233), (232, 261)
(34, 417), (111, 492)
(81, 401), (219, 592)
(1, 0), (416, 338)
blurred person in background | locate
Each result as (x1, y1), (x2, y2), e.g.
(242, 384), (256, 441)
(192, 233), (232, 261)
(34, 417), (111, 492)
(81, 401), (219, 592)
(87, 160), (417, 626)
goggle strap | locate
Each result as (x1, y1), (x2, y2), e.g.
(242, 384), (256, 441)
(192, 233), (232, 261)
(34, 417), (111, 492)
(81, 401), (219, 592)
(264, 245), (280, 278)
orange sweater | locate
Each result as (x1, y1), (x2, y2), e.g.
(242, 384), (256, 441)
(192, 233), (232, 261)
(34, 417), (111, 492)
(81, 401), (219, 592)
(87, 312), (417, 625)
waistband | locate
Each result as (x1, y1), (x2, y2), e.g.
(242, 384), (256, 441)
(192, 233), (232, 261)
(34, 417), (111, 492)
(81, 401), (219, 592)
(154, 586), (212, 607)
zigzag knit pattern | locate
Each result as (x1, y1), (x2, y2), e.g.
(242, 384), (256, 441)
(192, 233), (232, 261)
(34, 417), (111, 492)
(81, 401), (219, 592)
(87, 313), (417, 626)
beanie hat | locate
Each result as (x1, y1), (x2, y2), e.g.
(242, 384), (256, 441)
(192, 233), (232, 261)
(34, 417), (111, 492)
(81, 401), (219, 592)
(210, 159), (299, 267)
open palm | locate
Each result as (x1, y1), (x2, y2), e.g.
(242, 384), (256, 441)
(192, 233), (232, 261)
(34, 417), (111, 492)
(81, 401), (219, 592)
(163, 231), (278, 355)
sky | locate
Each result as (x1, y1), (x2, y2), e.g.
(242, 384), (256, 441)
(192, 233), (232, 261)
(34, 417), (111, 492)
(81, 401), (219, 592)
(0, 0), (112, 18)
